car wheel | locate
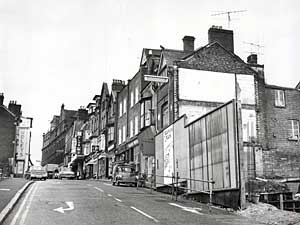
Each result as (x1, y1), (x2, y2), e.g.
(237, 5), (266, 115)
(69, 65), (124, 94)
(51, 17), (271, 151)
(116, 181), (120, 186)
(112, 182), (115, 186)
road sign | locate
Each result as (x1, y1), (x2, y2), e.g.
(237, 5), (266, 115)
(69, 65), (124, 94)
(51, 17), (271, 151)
(144, 75), (169, 83)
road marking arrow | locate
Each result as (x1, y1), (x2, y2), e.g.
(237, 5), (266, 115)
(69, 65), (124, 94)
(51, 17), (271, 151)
(169, 203), (203, 215)
(53, 201), (74, 214)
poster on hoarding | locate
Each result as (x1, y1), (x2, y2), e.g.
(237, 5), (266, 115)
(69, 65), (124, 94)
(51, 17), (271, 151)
(163, 125), (174, 184)
(16, 128), (30, 160)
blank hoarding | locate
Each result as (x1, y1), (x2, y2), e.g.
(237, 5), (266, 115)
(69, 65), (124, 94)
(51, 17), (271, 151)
(179, 68), (236, 102)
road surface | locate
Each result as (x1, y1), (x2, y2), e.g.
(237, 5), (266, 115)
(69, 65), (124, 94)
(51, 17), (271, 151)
(3, 179), (261, 225)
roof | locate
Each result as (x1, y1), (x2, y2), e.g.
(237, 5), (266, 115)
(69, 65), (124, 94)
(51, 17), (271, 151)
(265, 84), (300, 91)
(0, 104), (16, 118)
(162, 49), (190, 65)
(93, 95), (100, 101)
(86, 102), (96, 108)
(64, 109), (77, 119)
(176, 42), (256, 75)
(296, 81), (300, 89)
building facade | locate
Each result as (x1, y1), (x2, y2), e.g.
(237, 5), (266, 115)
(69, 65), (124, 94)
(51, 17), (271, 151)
(42, 104), (78, 166)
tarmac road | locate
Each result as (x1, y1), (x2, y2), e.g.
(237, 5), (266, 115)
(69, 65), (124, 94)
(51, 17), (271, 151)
(2, 179), (263, 225)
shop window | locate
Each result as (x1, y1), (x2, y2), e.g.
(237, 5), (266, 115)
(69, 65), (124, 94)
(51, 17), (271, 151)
(288, 120), (299, 140)
(275, 90), (285, 107)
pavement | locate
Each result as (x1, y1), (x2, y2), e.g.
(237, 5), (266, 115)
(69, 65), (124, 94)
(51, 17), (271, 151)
(0, 178), (34, 224)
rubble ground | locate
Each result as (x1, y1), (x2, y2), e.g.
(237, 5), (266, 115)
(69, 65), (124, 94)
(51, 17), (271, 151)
(237, 202), (300, 225)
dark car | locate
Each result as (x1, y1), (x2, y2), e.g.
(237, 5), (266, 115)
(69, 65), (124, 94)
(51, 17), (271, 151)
(112, 164), (137, 186)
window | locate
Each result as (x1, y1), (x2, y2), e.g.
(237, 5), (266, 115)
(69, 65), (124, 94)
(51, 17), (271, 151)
(275, 90), (285, 107)
(130, 120), (133, 138)
(123, 98), (127, 113)
(134, 116), (139, 135)
(289, 120), (299, 140)
(119, 102), (123, 117)
(161, 102), (169, 128)
(122, 125), (126, 142)
(135, 87), (139, 104)
(140, 102), (145, 128)
(108, 127), (114, 142)
(118, 128), (122, 145)
(130, 91), (134, 107)
(140, 100), (152, 129)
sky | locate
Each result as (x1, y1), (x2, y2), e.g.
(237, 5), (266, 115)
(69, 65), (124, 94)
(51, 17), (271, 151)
(0, 0), (299, 164)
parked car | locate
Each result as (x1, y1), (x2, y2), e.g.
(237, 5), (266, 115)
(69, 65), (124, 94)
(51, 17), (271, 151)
(30, 166), (47, 180)
(58, 167), (75, 179)
(112, 163), (137, 186)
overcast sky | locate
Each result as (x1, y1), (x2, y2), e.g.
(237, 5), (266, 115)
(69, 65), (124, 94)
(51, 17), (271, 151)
(0, 0), (299, 163)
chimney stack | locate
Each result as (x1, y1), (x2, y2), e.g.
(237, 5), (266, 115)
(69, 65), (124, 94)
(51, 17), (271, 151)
(8, 101), (22, 118)
(0, 93), (3, 105)
(112, 79), (126, 92)
(182, 36), (195, 52)
(247, 54), (257, 64)
(208, 26), (234, 53)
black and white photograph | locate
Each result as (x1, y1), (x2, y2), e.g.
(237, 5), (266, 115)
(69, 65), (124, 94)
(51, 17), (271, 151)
(0, 0), (300, 224)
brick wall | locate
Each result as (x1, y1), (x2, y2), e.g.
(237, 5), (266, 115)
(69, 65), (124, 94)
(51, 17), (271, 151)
(262, 86), (300, 178)
(0, 108), (16, 165)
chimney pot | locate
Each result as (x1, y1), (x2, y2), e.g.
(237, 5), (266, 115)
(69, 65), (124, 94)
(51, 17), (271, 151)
(247, 54), (257, 64)
(0, 93), (3, 105)
(182, 36), (195, 52)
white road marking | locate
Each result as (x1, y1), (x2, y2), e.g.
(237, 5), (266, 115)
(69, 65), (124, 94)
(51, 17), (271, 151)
(0, 188), (10, 191)
(107, 194), (112, 197)
(53, 201), (74, 214)
(168, 203), (203, 215)
(10, 183), (36, 225)
(130, 206), (159, 223)
(104, 183), (111, 186)
(114, 198), (122, 202)
(94, 187), (104, 192)
(19, 183), (39, 224)
(87, 184), (92, 186)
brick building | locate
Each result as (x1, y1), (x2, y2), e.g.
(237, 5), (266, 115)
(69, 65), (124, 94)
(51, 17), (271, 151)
(0, 94), (22, 176)
(42, 104), (79, 166)
(259, 83), (300, 179)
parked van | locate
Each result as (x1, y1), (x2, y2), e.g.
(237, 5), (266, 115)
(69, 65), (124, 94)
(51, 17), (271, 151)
(112, 163), (137, 186)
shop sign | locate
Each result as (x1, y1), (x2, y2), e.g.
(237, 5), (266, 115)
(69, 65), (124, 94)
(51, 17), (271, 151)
(126, 139), (139, 149)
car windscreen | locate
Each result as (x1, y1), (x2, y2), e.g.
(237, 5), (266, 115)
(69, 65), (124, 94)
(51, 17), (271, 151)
(118, 167), (135, 173)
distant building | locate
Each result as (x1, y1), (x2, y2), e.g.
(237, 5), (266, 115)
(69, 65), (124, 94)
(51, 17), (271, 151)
(41, 104), (79, 166)
(0, 93), (32, 177)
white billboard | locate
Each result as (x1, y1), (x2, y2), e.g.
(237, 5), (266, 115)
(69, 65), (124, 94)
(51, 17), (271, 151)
(178, 68), (255, 105)
(163, 125), (174, 184)
(179, 68), (235, 102)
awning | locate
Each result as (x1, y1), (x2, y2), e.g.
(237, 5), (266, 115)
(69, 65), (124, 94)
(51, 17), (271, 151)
(138, 126), (155, 156)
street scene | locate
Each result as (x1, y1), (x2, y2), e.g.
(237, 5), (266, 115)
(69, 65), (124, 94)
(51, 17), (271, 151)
(1, 0), (300, 224)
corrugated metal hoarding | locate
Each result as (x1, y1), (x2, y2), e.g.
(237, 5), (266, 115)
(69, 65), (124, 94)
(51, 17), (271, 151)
(188, 100), (238, 192)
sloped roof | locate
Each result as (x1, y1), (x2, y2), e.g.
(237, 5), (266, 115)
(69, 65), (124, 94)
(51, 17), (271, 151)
(0, 104), (16, 118)
(177, 42), (256, 75)
(162, 49), (190, 65)
(296, 81), (300, 89)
